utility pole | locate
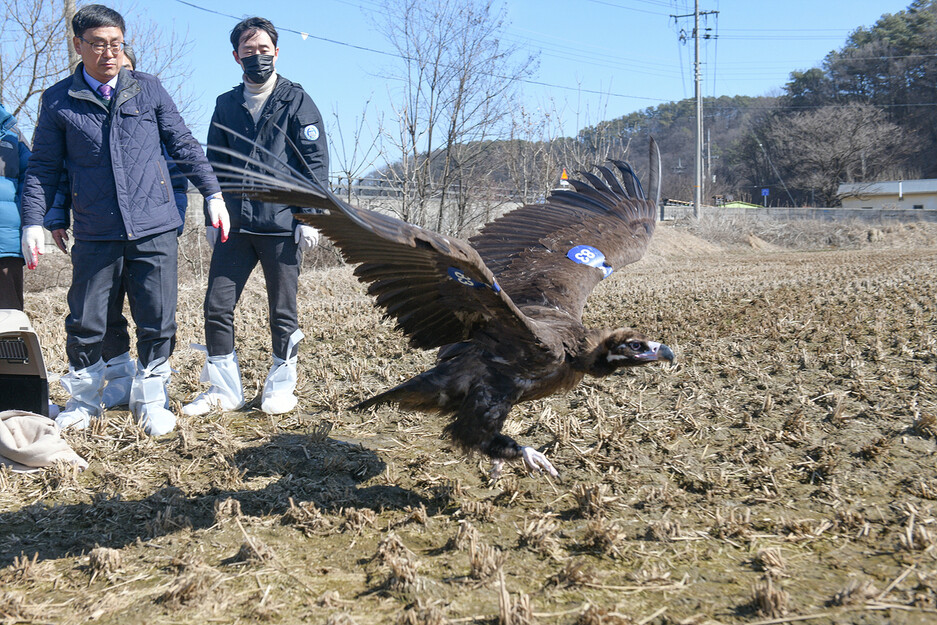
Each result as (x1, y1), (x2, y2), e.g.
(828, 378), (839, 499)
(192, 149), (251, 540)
(671, 2), (718, 219)
(706, 128), (712, 195)
(694, 1), (701, 218)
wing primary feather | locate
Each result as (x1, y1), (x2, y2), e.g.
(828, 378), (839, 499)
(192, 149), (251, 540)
(576, 171), (616, 198)
(267, 119), (324, 185)
(610, 160), (645, 200)
(210, 122), (323, 192)
(209, 123), (382, 237)
(547, 189), (616, 213)
(648, 137), (662, 207)
(559, 181), (620, 209)
(595, 165), (629, 198)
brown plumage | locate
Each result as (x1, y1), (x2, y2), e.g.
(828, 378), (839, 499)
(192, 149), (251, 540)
(213, 132), (674, 478)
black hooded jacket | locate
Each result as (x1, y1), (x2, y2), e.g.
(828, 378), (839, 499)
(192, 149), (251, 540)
(206, 75), (328, 235)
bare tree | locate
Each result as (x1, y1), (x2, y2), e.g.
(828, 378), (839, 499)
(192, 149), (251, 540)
(0, 0), (196, 137)
(64, 0), (78, 70)
(373, 0), (537, 234)
(764, 103), (913, 206)
(553, 85), (635, 175)
(0, 0), (70, 128)
(328, 99), (383, 203)
(503, 104), (563, 204)
(122, 13), (197, 121)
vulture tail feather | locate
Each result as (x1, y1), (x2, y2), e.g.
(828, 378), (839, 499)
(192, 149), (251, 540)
(353, 373), (441, 412)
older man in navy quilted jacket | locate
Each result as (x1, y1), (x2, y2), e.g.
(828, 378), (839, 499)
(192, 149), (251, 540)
(19, 4), (230, 436)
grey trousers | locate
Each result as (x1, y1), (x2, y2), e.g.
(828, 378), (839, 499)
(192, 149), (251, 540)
(203, 231), (301, 360)
(102, 278), (131, 361)
(66, 230), (177, 369)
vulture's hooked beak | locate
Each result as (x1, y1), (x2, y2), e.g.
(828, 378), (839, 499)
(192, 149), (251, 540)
(639, 341), (675, 363)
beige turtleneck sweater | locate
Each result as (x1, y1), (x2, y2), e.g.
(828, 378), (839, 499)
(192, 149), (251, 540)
(243, 72), (278, 124)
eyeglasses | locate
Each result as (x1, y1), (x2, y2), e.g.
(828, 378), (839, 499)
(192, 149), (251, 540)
(79, 37), (125, 55)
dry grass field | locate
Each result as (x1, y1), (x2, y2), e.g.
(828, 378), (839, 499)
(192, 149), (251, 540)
(2, 216), (937, 625)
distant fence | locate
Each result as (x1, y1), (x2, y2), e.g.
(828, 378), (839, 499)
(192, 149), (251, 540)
(661, 205), (937, 224)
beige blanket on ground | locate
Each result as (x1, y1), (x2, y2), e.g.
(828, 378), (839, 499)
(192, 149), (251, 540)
(0, 410), (89, 473)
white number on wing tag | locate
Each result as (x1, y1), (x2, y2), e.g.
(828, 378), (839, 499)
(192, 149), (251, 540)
(567, 245), (613, 279)
(447, 266), (501, 292)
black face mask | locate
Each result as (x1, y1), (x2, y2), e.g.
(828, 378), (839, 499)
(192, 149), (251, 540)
(241, 54), (275, 84)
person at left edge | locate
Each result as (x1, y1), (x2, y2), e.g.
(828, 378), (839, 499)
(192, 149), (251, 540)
(0, 102), (30, 311)
(19, 4), (229, 436)
(42, 44), (190, 411)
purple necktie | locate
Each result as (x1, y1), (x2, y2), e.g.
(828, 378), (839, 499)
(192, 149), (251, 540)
(97, 84), (113, 100)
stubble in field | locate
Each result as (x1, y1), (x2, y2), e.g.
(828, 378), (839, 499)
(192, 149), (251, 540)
(3, 219), (937, 624)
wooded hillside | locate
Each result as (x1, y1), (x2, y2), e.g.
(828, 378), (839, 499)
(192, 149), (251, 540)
(370, 0), (933, 220)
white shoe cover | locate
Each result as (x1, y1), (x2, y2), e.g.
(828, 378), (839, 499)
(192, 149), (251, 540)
(55, 359), (106, 431)
(101, 351), (135, 408)
(181, 350), (244, 416)
(261, 330), (303, 415)
(129, 358), (175, 436)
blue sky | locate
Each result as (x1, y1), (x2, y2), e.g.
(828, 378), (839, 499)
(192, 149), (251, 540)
(134, 0), (911, 170)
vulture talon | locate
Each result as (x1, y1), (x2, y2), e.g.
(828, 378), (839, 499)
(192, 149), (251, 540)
(521, 446), (559, 479)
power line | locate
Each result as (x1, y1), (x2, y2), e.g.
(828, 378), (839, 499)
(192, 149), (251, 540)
(501, 32), (685, 78)
(581, 0), (672, 16)
(173, 0), (936, 117)
(702, 101), (937, 112)
(505, 28), (682, 73)
(756, 137), (796, 206)
(720, 27), (853, 33)
(173, 0), (677, 103)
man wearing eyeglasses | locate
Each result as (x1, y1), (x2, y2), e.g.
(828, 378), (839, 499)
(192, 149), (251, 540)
(19, 4), (227, 436)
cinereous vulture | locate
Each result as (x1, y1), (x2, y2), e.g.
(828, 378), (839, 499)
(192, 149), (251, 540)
(213, 133), (674, 479)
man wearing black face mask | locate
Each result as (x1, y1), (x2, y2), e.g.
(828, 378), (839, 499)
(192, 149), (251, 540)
(188, 16), (328, 416)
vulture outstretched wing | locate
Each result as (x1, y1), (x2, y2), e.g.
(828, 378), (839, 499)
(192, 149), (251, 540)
(210, 125), (659, 348)
(209, 132), (543, 351)
(294, 200), (546, 350)
(471, 139), (661, 320)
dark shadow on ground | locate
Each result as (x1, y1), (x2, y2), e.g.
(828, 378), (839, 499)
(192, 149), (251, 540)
(0, 433), (429, 567)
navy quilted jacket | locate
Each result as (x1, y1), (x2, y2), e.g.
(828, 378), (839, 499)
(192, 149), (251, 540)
(21, 65), (219, 241)
(43, 146), (189, 235)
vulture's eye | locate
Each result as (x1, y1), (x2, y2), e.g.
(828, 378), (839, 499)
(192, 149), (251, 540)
(628, 341), (644, 351)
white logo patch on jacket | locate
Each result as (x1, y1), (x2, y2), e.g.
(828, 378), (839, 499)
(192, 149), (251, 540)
(302, 124), (319, 141)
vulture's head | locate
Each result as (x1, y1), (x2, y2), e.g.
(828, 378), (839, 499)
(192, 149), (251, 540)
(595, 328), (675, 374)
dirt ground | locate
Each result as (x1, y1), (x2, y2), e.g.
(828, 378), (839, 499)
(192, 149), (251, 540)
(2, 218), (936, 625)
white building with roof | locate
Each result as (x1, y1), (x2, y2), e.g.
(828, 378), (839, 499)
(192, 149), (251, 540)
(838, 179), (937, 210)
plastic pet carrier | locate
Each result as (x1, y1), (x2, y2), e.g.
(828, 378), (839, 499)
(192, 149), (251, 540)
(0, 309), (50, 416)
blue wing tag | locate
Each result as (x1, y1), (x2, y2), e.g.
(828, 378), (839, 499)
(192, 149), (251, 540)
(567, 245), (613, 279)
(447, 267), (501, 292)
